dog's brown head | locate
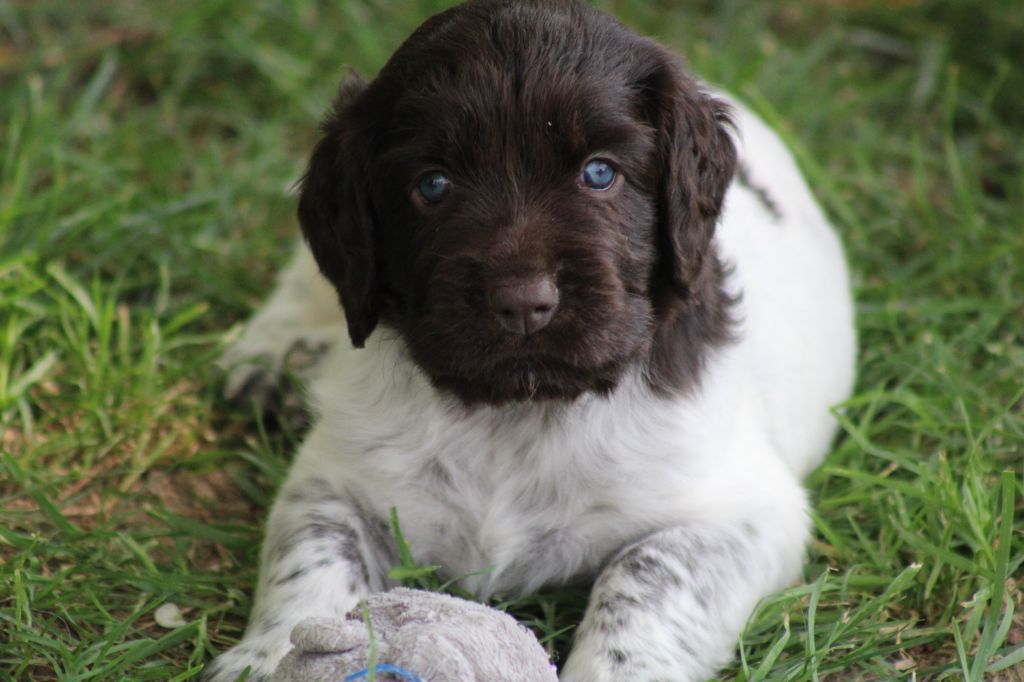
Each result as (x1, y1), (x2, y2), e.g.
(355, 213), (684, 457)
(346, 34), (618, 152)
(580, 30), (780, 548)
(298, 0), (736, 405)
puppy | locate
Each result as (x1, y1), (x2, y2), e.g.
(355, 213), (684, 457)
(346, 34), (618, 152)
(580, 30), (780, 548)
(209, 1), (856, 680)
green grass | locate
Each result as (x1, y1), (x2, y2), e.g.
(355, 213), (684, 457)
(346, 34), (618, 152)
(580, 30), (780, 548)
(1, 1), (1021, 680)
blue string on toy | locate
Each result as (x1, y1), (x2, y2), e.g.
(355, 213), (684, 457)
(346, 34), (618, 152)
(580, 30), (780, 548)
(344, 663), (424, 682)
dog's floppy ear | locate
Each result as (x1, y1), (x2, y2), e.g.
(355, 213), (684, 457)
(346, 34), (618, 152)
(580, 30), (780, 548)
(297, 72), (378, 348)
(639, 53), (737, 301)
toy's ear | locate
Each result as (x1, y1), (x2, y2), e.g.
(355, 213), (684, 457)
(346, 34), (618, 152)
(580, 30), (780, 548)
(638, 51), (737, 301)
(297, 72), (379, 348)
(288, 616), (369, 654)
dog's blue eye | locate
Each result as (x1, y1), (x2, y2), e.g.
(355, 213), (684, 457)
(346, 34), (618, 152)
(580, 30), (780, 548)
(417, 171), (452, 204)
(581, 159), (616, 190)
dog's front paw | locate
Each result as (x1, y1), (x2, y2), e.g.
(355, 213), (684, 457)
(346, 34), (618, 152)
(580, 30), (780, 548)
(203, 639), (292, 682)
(560, 649), (688, 682)
(557, 653), (620, 682)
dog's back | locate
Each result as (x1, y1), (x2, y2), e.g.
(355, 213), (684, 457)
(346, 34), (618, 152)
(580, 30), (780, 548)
(716, 100), (856, 477)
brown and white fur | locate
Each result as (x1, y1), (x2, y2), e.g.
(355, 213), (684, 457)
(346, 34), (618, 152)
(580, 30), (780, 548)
(207, 1), (856, 680)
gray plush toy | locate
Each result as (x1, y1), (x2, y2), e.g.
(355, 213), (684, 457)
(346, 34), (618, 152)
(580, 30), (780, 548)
(271, 588), (559, 682)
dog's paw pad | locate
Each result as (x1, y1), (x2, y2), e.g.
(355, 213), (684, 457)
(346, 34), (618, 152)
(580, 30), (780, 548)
(220, 353), (282, 406)
(218, 326), (342, 408)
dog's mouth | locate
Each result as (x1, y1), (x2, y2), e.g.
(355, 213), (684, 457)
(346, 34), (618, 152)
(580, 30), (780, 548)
(427, 353), (630, 406)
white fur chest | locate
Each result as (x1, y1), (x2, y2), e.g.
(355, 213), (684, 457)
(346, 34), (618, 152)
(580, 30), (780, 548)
(297, 336), (722, 597)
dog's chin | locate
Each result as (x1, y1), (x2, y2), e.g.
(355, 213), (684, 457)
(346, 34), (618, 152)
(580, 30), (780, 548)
(429, 357), (629, 407)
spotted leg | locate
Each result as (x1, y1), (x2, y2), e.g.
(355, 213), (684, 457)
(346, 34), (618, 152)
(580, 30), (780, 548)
(203, 470), (392, 682)
(559, 485), (809, 682)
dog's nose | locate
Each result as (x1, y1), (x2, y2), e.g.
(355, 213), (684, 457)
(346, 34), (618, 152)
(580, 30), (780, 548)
(490, 277), (559, 335)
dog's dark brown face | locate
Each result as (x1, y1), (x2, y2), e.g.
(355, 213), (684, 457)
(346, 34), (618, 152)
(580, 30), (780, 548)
(298, 0), (736, 405)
